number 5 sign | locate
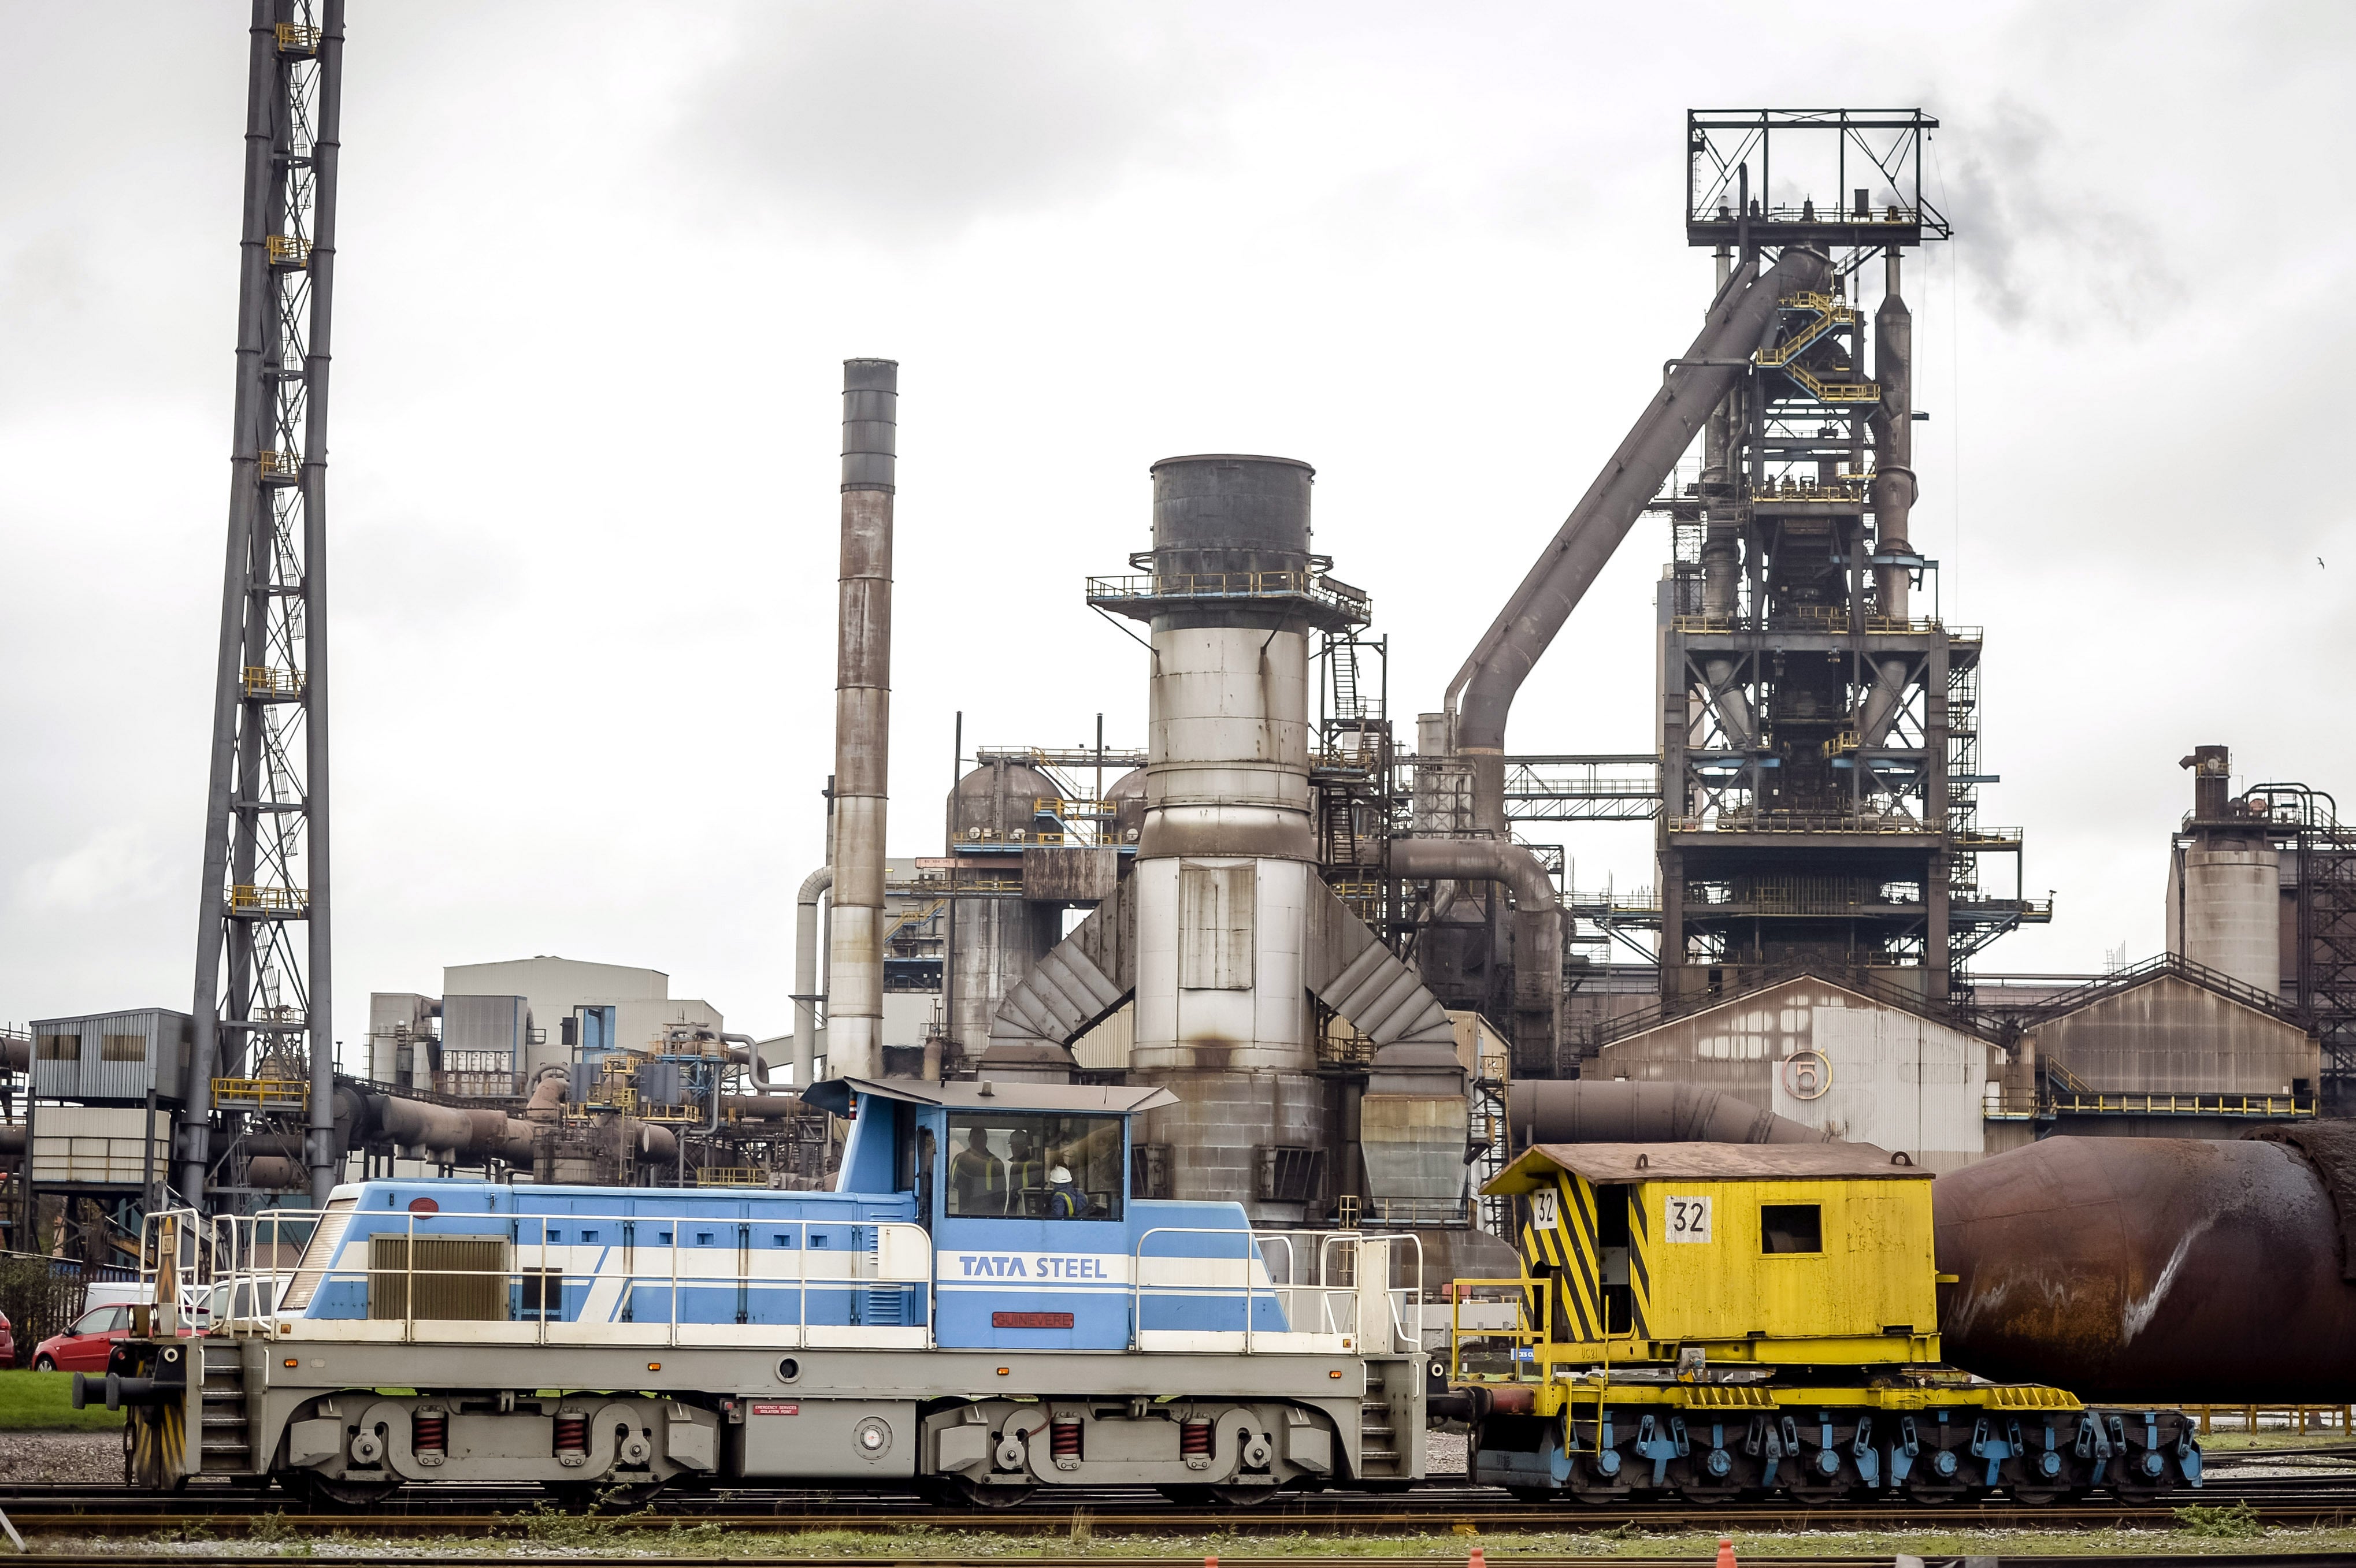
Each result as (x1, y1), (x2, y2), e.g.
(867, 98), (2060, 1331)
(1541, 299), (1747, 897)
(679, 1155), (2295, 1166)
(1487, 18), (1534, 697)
(1664, 1195), (1713, 1243)
(1530, 1188), (1560, 1232)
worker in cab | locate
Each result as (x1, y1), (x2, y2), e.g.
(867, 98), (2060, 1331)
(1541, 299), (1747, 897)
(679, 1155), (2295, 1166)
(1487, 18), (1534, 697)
(950, 1125), (1007, 1214)
(1006, 1129), (1045, 1214)
(1046, 1163), (1094, 1221)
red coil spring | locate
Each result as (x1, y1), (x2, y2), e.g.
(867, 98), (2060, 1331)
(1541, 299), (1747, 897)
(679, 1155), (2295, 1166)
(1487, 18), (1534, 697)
(1180, 1420), (1212, 1456)
(553, 1414), (588, 1454)
(412, 1414), (447, 1454)
(1050, 1420), (1082, 1458)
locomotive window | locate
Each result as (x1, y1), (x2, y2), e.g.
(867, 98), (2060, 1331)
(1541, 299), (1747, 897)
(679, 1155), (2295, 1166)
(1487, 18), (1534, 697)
(943, 1112), (1123, 1220)
(1760, 1204), (1823, 1254)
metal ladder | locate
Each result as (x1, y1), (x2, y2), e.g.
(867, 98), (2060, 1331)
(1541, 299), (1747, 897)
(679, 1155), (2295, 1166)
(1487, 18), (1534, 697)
(1359, 1396), (1400, 1477)
(198, 1342), (255, 1475)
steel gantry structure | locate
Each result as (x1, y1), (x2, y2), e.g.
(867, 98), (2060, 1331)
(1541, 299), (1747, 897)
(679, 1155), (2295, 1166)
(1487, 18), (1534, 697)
(185, 0), (347, 1210)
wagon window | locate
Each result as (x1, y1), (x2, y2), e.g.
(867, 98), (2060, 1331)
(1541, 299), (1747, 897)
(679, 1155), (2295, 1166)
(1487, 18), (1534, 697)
(1760, 1203), (1822, 1254)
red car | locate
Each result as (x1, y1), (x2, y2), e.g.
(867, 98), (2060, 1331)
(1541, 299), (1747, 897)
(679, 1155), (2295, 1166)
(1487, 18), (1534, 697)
(31, 1304), (131, 1372)
(0, 1310), (14, 1368)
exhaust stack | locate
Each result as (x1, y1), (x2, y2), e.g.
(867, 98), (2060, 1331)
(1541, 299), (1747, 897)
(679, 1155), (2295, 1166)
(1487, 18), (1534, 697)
(826, 359), (897, 1082)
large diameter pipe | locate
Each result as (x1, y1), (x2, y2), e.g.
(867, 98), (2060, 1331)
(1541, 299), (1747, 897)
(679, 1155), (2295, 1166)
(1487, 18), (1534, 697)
(1390, 838), (1564, 1068)
(1859, 251), (1916, 746)
(1508, 1080), (1849, 1153)
(1446, 247), (1831, 826)
(793, 864), (832, 1087)
(826, 359), (896, 1084)
(1934, 1134), (2356, 1401)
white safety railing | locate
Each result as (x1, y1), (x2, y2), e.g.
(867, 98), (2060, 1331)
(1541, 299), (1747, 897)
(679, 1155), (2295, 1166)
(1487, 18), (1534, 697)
(1128, 1226), (1426, 1354)
(183, 1206), (933, 1347)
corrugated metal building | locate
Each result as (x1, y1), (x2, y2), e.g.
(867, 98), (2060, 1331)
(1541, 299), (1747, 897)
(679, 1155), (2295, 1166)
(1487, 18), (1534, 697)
(28, 1009), (192, 1105)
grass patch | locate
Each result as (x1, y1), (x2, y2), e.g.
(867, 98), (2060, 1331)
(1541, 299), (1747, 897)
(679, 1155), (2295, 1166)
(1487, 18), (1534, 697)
(0, 1369), (123, 1431)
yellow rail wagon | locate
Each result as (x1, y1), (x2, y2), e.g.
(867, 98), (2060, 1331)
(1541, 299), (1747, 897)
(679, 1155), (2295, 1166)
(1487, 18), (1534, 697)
(1446, 1142), (2203, 1504)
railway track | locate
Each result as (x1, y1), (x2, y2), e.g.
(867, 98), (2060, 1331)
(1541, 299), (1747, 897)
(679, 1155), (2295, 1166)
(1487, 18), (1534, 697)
(0, 1473), (2349, 1538)
(5, 1558), (2356, 1568)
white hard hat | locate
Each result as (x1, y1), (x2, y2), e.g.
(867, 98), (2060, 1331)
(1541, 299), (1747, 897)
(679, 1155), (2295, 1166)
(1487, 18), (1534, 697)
(1049, 1165), (1073, 1184)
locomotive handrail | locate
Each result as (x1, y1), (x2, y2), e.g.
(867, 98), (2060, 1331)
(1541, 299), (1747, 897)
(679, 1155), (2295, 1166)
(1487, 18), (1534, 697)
(199, 1205), (932, 1343)
(1131, 1227), (1275, 1353)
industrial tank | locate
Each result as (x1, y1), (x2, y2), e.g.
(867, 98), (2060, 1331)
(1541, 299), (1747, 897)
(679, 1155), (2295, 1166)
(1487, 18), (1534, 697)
(1934, 1130), (2356, 1401)
(2165, 744), (2283, 995)
(945, 760), (1062, 1066)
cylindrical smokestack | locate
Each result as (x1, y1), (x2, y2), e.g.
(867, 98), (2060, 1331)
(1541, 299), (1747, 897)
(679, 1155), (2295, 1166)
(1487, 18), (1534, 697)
(828, 358), (896, 1082)
(1131, 455), (1324, 1221)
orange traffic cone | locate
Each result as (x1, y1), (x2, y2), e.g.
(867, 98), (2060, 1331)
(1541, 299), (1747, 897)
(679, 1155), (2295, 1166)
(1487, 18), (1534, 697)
(1715, 1539), (1737, 1568)
(1468, 1550), (1486, 1568)
(1205, 1558), (1217, 1568)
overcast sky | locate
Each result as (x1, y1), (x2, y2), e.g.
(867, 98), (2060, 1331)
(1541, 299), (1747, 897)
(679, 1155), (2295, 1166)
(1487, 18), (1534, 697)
(3, 2), (2353, 1056)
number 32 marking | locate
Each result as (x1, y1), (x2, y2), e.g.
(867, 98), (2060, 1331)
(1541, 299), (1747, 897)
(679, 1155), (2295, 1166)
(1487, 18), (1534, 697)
(1665, 1195), (1713, 1243)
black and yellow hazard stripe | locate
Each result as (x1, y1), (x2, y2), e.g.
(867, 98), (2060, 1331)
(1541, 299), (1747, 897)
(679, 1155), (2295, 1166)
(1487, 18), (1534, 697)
(1625, 1185), (1653, 1339)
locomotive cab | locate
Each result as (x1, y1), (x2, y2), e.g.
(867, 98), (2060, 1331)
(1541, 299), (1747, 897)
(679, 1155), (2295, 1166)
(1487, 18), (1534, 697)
(806, 1075), (1286, 1350)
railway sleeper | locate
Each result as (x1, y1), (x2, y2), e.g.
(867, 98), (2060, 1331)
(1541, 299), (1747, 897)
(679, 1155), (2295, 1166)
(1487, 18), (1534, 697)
(1472, 1404), (2204, 1504)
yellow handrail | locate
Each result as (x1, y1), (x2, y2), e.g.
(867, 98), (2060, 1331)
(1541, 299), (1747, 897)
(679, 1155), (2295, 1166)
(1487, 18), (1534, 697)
(229, 883), (309, 913)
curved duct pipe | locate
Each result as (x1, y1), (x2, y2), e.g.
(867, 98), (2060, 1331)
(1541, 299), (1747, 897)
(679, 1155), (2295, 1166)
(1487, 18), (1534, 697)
(0, 1038), (25, 1074)
(1445, 246), (1832, 828)
(522, 1072), (566, 1121)
(1507, 1079), (1852, 1154)
(1390, 837), (1564, 1067)
(792, 864), (833, 1089)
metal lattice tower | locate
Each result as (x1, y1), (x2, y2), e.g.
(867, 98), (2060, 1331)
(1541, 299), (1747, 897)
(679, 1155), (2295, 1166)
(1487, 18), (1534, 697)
(185, 0), (346, 1211)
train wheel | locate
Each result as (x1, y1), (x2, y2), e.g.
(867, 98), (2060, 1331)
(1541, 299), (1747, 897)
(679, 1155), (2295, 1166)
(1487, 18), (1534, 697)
(1676, 1485), (1741, 1505)
(1157, 1484), (1275, 1507)
(541, 1479), (667, 1510)
(288, 1471), (400, 1507)
(2009, 1488), (2065, 1507)
(1787, 1485), (1857, 1508)
(944, 1479), (1035, 1510)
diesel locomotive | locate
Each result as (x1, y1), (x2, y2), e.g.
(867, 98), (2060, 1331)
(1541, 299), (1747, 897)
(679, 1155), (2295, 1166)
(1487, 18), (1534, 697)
(99, 1077), (1427, 1502)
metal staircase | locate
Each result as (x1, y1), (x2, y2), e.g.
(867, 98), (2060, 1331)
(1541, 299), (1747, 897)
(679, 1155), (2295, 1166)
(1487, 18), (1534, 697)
(198, 1341), (254, 1476)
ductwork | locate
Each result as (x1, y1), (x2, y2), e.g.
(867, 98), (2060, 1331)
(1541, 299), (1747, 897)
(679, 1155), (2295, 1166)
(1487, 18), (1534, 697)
(827, 358), (896, 1082)
(1445, 246), (1832, 828)
(1508, 1079), (1852, 1152)
(368, 1093), (538, 1166)
(1860, 248), (1916, 745)
(792, 864), (832, 1088)
(1390, 836), (1564, 1071)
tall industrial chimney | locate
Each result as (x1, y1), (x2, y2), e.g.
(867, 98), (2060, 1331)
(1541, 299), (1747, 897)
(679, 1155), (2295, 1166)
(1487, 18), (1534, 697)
(827, 359), (897, 1082)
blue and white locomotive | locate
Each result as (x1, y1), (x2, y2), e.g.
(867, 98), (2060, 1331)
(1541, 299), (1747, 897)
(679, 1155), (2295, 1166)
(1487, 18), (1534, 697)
(109, 1079), (1428, 1501)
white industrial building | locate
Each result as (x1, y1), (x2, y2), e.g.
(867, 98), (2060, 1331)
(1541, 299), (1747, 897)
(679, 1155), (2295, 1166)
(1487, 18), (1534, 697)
(368, 957), (728, 1093)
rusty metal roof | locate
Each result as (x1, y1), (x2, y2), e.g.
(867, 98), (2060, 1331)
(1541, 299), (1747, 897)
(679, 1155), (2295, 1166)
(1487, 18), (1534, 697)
(1485, 1140), (1930, 1194)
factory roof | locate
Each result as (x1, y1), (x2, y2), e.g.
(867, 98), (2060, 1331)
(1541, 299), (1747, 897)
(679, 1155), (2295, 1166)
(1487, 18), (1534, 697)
(1486, 1140), (1928, 1194)
(802, 1076), (1178, 1117)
